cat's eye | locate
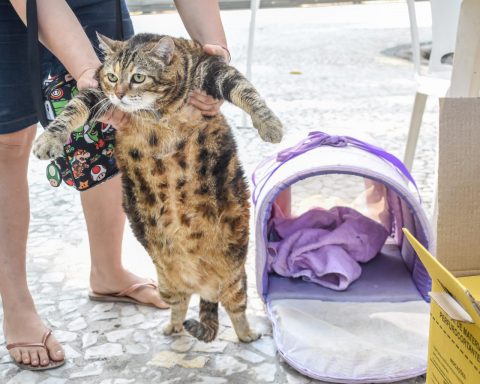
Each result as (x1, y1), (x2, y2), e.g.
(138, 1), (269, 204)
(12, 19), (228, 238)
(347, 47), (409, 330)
(107, 73), (118, 82)
(132, 73), (146, 84)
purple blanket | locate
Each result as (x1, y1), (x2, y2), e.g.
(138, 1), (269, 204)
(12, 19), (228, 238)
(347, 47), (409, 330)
(267, 207), (389, 290)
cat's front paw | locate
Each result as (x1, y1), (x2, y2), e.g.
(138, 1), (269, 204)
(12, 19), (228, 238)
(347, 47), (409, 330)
(254, 115), (283, 143)
(33, 131), (65, 160)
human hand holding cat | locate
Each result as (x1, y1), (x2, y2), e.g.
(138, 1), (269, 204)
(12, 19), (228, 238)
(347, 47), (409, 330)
(188, 44), (230, 117)
(203, 44), (230, 63)
(77, 67), (99, 89)
(188, 90), (223, 117)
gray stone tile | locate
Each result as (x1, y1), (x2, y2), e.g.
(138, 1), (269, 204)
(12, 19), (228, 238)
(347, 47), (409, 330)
(148, 351), (208, 369)
(82, 333), (98, 349)
(192, 377), (228, 384)
(254, 362), (278, 382)
(67, 316), (87, 331)
(69, 362), (104, 378)
(235, 349), (265, 364)
(91, 303), (115, 313)
(106, 329), (134, 343)
(170, 337), (194, 352)
(125, 344), (150, 355)
(7, 371), (40, 384)
(121, 314), (145, 327)
(84, 343), (123, 360)
(89, 311), (120, 322)
(54, 330), (78, 343)
(39, 272), (65, 283)
(191, 340), (228, 353)
(39, 378), (68, 384)
(214, 356), (248, 375)
(63, 344), (82, 359)
(250, 337), (277, 357)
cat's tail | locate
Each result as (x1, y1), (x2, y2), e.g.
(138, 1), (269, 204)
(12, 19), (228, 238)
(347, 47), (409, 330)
(183, 299), (219, 343)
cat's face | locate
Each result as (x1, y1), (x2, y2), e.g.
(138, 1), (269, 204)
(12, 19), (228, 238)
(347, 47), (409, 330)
(97, 33), (176, 113)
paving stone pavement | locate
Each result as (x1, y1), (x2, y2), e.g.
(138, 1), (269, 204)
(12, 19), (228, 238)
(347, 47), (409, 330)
(0, 3), (437, 383)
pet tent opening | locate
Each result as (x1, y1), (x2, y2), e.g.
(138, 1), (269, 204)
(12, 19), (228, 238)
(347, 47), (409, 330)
(253, 132), (433, 383)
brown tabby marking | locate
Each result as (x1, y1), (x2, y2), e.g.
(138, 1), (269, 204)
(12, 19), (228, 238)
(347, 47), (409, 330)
(33, 33), (283, 343)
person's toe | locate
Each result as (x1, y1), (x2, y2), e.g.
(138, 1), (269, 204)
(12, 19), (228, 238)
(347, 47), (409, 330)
(38, 348), (49, 366)
(45, 334), (64, 362)
(21, 350), (30, 365)
(10, 348), (22, 363)
(29, 350), (40, 366)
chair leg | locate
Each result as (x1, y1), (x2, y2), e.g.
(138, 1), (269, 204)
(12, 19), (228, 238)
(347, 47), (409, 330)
(403, 92), (428, 171)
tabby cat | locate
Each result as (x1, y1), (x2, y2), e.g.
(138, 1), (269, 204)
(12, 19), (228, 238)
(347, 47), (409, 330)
(33, 33), (283, 343)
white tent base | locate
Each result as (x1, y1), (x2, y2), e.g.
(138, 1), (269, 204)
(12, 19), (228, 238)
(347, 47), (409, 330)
(268, 299), (429, 383)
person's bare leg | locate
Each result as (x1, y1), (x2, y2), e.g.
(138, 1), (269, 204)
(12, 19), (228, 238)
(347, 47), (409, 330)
(0, 125), (64, 367)
(81, 175), (168, 308)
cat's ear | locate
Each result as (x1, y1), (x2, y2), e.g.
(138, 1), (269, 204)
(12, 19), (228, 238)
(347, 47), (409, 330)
(96, 32), (122, 54)
(148, 37), (175, 64)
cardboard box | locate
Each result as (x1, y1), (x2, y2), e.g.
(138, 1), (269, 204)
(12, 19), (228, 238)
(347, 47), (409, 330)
(404, 230), (480, 384)
(435, 98), (480, 277)
(403, 98), (480, 384)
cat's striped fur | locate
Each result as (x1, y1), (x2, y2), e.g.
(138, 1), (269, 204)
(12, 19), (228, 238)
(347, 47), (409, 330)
(33, 33), (282, 343)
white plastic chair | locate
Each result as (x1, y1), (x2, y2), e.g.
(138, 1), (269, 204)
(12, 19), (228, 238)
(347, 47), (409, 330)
(403, 0), (462, 171)
(241, 0), (261, 127)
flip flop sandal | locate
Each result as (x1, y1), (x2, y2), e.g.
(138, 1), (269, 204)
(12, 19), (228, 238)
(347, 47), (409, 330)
(88, 279), (169, 309)
(6, 329), (65, 371)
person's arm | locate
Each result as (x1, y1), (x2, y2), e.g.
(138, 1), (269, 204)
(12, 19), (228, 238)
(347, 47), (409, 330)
(175, 0), (230, 115)
(174, 0), (227, 50)
(9, 0), (129, 127)
(10, 0), (100, 85)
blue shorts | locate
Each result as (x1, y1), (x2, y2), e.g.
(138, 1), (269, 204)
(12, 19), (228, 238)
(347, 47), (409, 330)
(0, 0), (134, 134)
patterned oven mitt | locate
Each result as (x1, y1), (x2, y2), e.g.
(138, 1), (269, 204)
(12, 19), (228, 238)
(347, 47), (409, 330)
(43, 73), (118, 191)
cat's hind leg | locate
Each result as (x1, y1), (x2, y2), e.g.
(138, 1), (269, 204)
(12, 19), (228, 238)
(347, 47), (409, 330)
(220, 270), (260, 343)
(162, 293), (191, 335)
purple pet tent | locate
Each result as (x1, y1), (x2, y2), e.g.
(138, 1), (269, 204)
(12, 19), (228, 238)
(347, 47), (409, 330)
(253, 132), (433, 383)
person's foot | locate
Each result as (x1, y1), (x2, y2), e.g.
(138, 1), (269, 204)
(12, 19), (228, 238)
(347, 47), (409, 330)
(90, 267), (169, 309)
(3, 306), (64, 367)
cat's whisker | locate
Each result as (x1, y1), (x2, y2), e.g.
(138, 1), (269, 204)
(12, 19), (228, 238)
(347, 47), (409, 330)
(90, 97), (109, 113)
(91, 104), (109, 122)
(91, 104), (111, 123)
(89, 98), (111, 122)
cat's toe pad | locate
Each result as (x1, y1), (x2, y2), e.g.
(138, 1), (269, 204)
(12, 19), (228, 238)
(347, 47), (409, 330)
(163, 322), (183, 335)
(33, 132), (64, 160)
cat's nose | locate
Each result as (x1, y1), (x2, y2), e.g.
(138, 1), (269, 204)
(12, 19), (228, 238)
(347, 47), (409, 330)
(115, 90), (126, 99)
